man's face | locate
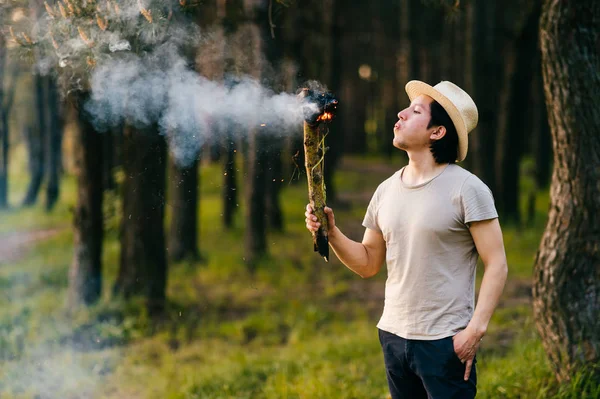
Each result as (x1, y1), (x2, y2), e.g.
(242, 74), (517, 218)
(393, 94), (436, 152)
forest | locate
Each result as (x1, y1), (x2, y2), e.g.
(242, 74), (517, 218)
(0, 0), (598, 398)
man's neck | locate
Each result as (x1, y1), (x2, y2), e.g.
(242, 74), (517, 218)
(403, 152), (449, 186)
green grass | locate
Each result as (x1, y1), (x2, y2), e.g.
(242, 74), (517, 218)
(0, 154), (598, 399)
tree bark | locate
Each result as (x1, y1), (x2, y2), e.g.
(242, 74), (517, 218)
(244, 129), (268, 265)
(168, 156), (199, 262)
(103, 128), (116, 191)
(68, 95), (104, 307)
(235, 11), (268, 265)
(22, 75), (48, 207)
(336, 0), (368, 154)
(266, 142), (284, 231)
(45, 78), (63, 211)
(533, 0), (600, 382)
(222, 132), (238, 228)
(532, 70), (552, 189)
(495, 4), (540, 224)
(469, 0), (500, 192)
(115, 125), (167, 312)
(0, 115), (7, 209)
(0, 37), (17, 209)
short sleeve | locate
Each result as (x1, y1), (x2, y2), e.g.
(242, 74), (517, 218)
(461, 175), (498, 225)
(362, 186), (382, 232)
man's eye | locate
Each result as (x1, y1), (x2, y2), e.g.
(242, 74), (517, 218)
(413, 110), (420, 114)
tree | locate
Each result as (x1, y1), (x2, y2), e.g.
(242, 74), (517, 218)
(115, 125), (168, 312)
(167, 156), (199, 262)
(22, 74), (48, 206)
(494, 1), (541, 224)
(45, 78), (64, 211)
(68, 94), (104, 306)
(533, 0), (600, 382)
(0, 36), (18, 209)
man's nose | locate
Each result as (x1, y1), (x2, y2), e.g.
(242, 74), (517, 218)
(397, 110), (407, 120)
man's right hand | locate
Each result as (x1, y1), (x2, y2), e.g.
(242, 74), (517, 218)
(305, 204), (336, 234)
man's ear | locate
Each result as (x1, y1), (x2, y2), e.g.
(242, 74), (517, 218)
(430, 126), (447, 141)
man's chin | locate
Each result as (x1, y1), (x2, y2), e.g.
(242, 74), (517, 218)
(392, 139), (405, 151)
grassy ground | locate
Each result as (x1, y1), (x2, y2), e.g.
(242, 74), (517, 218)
(0, 153), (598, 399)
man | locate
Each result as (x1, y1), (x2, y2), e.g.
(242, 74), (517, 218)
(305, 80), (508, 399)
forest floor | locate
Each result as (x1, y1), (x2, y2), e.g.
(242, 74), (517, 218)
(0, 228), (64, 265)
(1, 155), (598, 399)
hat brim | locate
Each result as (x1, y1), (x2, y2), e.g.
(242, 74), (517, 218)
(405, 80), (468, 162)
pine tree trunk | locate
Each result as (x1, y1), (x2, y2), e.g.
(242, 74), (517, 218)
(168, 156), (199, 262)
(23, 75), (47, 207)
(532, 71), (552, 189)
(222, 133), (238, 228)
(0, 37), (10, 210)
(103, 128), (116, 191)
(236, 15), (268, 265)
(244, 130), (268, 265)
(115, 125), (167, 312)
(469, 0), (500, 191)
(266, 142), (284, 231)
(45, 78), (63, 211)
(68, 95), (104, 307)
(0, 115), (8, 209)
(533, 0), (600, 382)
(495, 4), (540, 224)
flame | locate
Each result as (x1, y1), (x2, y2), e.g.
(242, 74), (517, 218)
(316, 112), (333, 122)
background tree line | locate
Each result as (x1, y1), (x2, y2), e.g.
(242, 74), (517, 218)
(1, 0), (597, 384)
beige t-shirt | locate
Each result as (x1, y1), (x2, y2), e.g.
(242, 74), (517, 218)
(363, 164), (498, 340)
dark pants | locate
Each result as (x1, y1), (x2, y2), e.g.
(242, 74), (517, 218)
(378, 329), (477, 399)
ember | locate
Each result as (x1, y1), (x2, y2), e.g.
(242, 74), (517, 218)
(299, 88), (338, 126)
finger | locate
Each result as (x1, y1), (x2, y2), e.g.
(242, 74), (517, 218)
(464, 359), (473, 381)
(306, 204), (313, 212)
(324, 207), (332, 213)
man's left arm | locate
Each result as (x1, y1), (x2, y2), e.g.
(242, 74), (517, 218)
(453, 217), (508, 381)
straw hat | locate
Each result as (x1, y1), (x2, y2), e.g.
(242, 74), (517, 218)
(405, 80), (478, 162)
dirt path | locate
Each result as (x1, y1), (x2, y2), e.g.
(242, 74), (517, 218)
(0, 228), (64, 265)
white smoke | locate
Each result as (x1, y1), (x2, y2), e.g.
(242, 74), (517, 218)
(85, 44), (308, 167)
(8, 0), (322, 167)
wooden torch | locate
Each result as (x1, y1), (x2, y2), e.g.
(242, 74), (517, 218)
(298, 88), (338, 262)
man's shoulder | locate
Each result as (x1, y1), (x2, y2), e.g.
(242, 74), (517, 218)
(442, 164), (474, 185)
(445, 164), (494, 195)
(377, 170), (402, 191)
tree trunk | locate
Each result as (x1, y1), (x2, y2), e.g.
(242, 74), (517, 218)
(168, 156), (199, 262)
(244, 130), (268, 265)
(495, 4), (540, 224)
(533, 0), (600, 382)
(45, 78), (63, 211)
(532, 70), (552, 189)
(235, 14), (268, 265)
(115, 125), (167, 312)
(469, 0), (500, 191)
(0, 117), (7, 209)
(103, 128), (116, 191)
(22, 75), (48, 207)
(222, 132), (238, 228)
(337, 0), (368, 154)
(266, 142), (284, 231)
(0, 36), (16, 209)
(68, 95), (104, 307)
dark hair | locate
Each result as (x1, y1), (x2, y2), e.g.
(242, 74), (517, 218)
(428, 100), (459, 164)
